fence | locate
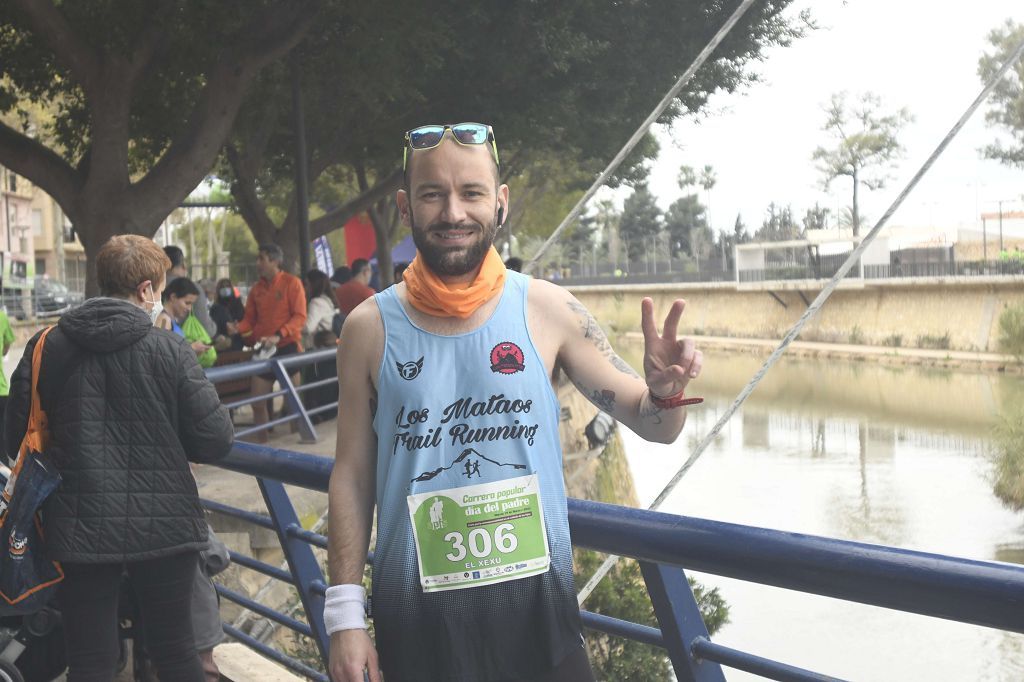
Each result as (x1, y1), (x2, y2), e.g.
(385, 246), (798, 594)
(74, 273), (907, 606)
(198, 397), (1024, 680)
(205, 347), (338, 444)
(206, 444), (1024, 680)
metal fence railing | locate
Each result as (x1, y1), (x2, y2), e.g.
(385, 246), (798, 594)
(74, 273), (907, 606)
(204, 348), (338, 444)
(205, 443), (1024, 681)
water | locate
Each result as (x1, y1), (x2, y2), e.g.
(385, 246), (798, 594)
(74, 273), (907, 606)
(613, 342), (1024, 681)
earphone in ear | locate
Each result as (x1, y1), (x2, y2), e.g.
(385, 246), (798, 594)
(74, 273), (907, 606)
(497, 206), (505, 226)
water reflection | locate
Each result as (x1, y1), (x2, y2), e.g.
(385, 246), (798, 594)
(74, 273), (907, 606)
(610, 338), (1024, 681)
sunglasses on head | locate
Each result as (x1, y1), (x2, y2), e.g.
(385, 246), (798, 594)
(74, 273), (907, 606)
(403, 122), (499, 171)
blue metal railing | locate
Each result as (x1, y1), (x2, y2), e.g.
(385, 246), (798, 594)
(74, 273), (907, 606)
(205, 444), (1024, 682)
(204, 347), (338, 443)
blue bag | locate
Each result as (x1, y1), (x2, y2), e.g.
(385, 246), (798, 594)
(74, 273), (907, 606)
(0, 326), (64, 615)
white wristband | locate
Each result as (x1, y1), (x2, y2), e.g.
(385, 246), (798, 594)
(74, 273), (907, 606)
(323, 584), (368, 634)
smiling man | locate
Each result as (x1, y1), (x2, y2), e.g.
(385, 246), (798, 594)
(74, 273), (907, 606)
(325, 123), (704, 682)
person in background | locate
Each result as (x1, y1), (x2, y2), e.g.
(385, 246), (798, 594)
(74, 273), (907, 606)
(164, 245), (217, 338)
(0, 306), (13, 449)
(330, 266), (352, 292)
(303, 269), (338, 349)
(504, 256), (523, 272)
(392, 261), (410, 286)
(301, 269), (339, 423)
(233, 244), (307, 442)
(210, 278), (245, 351)
(155, 277), (212, 358)
(334, 258), (375, 314)
(5, 235), (233, 681)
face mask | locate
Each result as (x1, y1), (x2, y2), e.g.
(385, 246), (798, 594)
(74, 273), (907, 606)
(141, 284), (161, 324)
(219, 287), (233, 299)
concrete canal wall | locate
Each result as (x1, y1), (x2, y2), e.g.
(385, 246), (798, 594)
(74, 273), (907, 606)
(567, 276), (1024, 354)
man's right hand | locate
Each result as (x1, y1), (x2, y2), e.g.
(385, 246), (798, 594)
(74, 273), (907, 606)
(330, 630), (381, 682)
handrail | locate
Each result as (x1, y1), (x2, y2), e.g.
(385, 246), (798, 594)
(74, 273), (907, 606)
(568, 498), (1024, 634)
(207, 443), (1024, 681)
(204, 348), (338, 443)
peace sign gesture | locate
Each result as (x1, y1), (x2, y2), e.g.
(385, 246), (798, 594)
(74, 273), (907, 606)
(640, 297), (702, 399)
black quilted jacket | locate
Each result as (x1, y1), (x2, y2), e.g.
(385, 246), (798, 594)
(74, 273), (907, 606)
(4, 297), (234, 563)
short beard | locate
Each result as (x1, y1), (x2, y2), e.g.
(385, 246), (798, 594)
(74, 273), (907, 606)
(410, 214), (498, 277)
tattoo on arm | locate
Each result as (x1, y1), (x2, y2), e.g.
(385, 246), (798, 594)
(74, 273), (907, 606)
(590, 389), (616, 413)
(639, 394), (664, 425)
(571, 375), (617, 414)
(566, 301), (641, 378)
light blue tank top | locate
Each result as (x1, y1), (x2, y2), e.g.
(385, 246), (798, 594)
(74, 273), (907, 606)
(370, 271), (581, 681)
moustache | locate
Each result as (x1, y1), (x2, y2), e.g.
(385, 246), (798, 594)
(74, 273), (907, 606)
(426, 221), (481, 233)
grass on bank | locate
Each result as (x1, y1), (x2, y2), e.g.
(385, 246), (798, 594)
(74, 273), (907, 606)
(992, 405), (1024, 511)
(999, 301), (1024, 360)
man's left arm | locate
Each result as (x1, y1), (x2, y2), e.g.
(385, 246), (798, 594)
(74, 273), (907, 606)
(277, 277), (308, 343)
(547, 285), (702, 444)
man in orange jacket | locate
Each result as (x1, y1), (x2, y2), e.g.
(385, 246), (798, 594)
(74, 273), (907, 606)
(233, 243), (307, 442)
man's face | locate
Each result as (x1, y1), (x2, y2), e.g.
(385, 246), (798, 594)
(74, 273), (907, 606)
(399, 137), (508, 278)
(256, 252), (278, 279)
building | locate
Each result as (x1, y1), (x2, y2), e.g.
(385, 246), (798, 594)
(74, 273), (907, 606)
(31, 188), (87, 293)
(0, 166), (36, 316)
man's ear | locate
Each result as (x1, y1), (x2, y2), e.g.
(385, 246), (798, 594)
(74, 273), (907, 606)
(397, 189), (412, 228)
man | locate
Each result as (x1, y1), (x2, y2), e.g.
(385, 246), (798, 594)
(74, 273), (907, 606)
(164, 245), (217, 337)
(326, 123), (703, 682)
(334, 258), (375, 314)
(234, 244), (307, 442)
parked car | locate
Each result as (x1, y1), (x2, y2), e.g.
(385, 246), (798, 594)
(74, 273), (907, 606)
(1, 276), (84, 320)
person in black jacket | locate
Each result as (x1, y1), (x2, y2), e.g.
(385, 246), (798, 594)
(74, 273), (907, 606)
(4, 235), (234, 682)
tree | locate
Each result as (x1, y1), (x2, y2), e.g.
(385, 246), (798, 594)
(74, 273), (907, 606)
(755, 202), (801, 241)
(221, 0), (810, 282)
(618, 186), (662, 263)
(734, 214), (749, 243)
(664, 194), (707, 258)
(811, 92), (912, 236)
(0, 0), (318, 293)
(802, 203), (831, 232)
(978, 20), (1024, 168)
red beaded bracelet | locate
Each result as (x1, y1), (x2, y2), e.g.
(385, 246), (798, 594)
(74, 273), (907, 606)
(649, 389), (704, 409)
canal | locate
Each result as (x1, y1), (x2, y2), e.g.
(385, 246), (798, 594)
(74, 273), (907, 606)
(612, 340), (1024, 681)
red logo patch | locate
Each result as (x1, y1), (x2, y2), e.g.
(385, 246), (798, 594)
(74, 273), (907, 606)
(490, 342), (525, 374)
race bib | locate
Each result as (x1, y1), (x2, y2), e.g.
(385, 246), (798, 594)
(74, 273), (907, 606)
(407, 474), (550, 592)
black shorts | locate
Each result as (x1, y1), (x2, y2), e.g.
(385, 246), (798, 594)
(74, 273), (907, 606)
(257, 342), (299, 382)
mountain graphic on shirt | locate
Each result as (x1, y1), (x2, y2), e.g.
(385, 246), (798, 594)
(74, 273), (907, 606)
(410, 448), (527, 484)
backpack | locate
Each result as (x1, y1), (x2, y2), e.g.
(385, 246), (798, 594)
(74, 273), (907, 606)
(331, 311), (347, 337)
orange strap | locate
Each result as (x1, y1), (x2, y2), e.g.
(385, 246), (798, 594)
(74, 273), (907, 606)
(403, 247), (506, 319)
(11, 326), (54, 480)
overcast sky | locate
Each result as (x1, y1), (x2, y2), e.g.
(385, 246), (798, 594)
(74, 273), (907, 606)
(632, 0), (1024, 237)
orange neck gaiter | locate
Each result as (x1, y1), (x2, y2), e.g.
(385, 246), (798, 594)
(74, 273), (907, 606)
(403, 246), (507, 319)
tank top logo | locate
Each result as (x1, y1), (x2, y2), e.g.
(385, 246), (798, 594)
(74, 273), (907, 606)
(397, 356), (424, 380)
(490, 341), (525, 375)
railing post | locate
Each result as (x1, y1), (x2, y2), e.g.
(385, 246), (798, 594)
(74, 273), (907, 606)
(258, 477), (330, 668)
(273, 359), (318, 443)
(639, 561), (725, 682)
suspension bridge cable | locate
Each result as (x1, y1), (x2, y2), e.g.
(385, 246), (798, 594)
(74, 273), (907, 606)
(523, 0), (759, 275)
(577, 34), (1024, 606)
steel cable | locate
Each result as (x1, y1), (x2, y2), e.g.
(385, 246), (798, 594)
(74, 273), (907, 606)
(577, 34), (1024, 606)
(523, 0), (760, 275)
